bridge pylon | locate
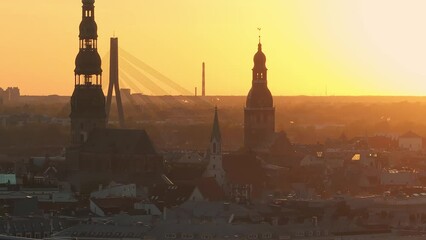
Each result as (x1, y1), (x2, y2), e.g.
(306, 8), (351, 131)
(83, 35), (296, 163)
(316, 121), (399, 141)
(106, 37), (125, 128)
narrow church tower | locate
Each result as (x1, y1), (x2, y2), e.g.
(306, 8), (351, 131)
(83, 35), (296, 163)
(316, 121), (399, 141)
(70, 0), (106, 146)
(244, 37), (275, 150)
(203, 107), (226, 187)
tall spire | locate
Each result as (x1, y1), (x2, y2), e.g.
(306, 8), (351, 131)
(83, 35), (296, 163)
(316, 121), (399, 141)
(211, 106), (221, 141)
(252, 33), (267, 83)
(244, 34), (275, 150)
(70, 0), (106, 146)
(257, 27), (262, 46)
(74, 0), (102, 86)
(204, 107), (226, 187)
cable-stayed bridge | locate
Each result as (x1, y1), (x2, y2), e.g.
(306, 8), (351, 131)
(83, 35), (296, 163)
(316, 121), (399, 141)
(103, 40), (214, 126)
(102, 48), (193, 96)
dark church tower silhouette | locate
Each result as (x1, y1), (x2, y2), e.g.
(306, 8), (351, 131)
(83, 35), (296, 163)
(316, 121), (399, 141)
(70, 0), (106, 146)
(244, 39), (275, 150)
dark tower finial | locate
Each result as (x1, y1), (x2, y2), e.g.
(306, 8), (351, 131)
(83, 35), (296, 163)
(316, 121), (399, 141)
(257, 27), (262, 44)
(70, 0), (106, 146)
(211, 106), (221, 142)
(202, 62), (206, 97)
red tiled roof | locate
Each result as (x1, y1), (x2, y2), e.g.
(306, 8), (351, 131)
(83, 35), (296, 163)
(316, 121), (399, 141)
(91, 197), (143, 214)
(368, 136), (395, 149)
(223, 153), (266, 185)
(400, 131), (421, 139)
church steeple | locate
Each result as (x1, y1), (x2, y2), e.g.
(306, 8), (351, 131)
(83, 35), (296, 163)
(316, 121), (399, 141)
(70, 0), (106, 146)
(252, 30), (267, 83)
(246, 39), (272, 109)
(210, 106), (221, 155)
(211, 107), (221, 141)
(74, 0), (102, 85)
(204, 107), (226, 187)
(244, 35), (275, 150)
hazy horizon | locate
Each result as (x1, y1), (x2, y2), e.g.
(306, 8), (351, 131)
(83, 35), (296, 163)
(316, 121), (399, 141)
(3, 0), (426, 96)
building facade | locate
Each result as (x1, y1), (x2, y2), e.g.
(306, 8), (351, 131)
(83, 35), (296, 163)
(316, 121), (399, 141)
(398, 131), (423, 152)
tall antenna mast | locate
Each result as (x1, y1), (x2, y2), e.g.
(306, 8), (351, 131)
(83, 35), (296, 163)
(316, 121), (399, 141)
(202, 62), (206, 97)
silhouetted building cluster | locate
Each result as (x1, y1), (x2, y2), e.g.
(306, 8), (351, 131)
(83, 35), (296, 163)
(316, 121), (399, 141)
(0, 87), (20, 104)
(66, 0), (165, 191)
(5, 1), (426, 239)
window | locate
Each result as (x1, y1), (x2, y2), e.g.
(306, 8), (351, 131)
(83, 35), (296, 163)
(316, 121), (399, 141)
(181, 233), (194, 239)
(165, 233), (177, 239)
(248, 234), (258, 239)
(201, 234), (212, 240)
(262, 233), (272, 239)
(213, 143), (216, 153)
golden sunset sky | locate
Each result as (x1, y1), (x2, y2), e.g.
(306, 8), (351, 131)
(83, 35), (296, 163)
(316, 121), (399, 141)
(1, 0), (426, 96)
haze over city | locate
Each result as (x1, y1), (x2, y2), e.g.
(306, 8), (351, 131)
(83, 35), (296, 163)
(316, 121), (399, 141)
(3, 0), (426, 96)
(4, 1), (426, 239)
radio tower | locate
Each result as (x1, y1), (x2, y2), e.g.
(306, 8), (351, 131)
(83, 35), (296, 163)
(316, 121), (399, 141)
(202, 62), (206, 96)
(106, 37), (125, 128)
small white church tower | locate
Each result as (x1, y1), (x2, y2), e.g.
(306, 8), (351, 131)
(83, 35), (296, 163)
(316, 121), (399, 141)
(203, 107), (226, 187)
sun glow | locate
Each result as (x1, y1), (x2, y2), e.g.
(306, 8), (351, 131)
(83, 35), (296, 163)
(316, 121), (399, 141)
(1, 0), (426, 96)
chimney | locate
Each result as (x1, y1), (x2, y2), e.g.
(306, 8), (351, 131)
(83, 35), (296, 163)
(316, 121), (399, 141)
(202, 62), (205, 97)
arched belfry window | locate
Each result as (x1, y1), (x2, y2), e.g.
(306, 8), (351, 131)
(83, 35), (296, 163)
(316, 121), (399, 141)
(213, 142), (217, 153)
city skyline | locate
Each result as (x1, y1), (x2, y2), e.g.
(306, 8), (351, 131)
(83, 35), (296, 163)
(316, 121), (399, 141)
(2, 0), (426, 96)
